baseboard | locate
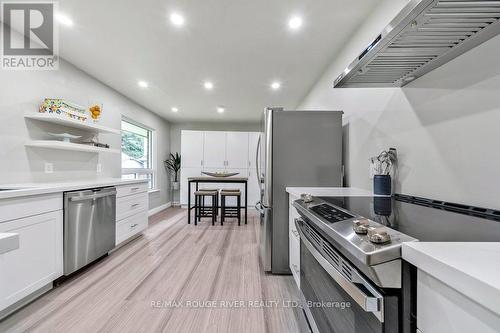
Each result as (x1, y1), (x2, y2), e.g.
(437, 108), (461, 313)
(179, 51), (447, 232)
(148, 202), (172, 216)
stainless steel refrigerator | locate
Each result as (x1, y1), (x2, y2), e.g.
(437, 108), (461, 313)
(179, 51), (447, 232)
(256, 108), (343, 274)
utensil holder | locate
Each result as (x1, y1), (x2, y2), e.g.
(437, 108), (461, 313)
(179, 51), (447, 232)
(374, 175), (391, 195)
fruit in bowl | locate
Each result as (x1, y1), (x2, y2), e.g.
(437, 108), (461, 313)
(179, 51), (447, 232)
(89, 104), (101, 122)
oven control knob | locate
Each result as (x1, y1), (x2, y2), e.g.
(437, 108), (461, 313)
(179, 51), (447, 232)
(353, 219), (370, 234)
(368, 227), (391, 244)
(301, 193), (313, 203)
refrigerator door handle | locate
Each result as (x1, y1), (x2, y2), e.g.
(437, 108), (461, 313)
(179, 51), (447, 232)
(256, 135), (262, 191)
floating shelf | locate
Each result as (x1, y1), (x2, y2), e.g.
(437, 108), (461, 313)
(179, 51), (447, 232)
(25, 140), (121, 154)
(25, 113), (121, 135)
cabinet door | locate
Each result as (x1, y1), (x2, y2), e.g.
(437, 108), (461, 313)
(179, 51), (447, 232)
(180, 167), (203, 205)
(289, 231), (300, 288)
(203, 131), (227, 168)
(181, 131), (204, 168)
(226, 132), (249, 169)
(248, 132), (260, 169)
(0, 210), (63, 311)
(247, 168), (261, 207)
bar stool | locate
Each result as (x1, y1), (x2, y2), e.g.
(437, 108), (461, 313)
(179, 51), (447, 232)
(194, 190), (218, 226)
(220, 189), (241, 226)
(199, 188), (219, 217)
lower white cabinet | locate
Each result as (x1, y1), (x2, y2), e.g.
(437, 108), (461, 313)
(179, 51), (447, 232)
(0, 210), (63, 312)
(115, 184), (148, 246)
(116, 210), (148, 245)
(289, 194), (301, 288)
(417, 270), (500, 333)
(180, 167), (203, 205)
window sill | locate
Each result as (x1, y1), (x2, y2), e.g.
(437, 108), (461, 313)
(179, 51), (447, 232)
(148, 189), (161, 194)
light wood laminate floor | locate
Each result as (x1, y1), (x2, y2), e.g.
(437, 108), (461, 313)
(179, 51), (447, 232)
(0, 208), (302, 333)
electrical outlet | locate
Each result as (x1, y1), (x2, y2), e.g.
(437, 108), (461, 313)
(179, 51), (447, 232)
(44, 162), (53, 174)
(96, 163), (102, 173)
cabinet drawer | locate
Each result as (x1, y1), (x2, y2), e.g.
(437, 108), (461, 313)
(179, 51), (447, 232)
(116, 183), (148, 198)
(417, 270), (500, 333)
(289, 230), (300, 288)
(116, 210), (148, 245)
(116, 192), (148, 221)
(0, 193), (62, 224)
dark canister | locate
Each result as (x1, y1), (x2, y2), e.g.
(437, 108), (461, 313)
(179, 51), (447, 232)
(373, 175), (392, 195)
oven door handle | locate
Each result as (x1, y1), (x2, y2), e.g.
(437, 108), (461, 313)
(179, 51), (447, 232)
(296, 220), (384, 322)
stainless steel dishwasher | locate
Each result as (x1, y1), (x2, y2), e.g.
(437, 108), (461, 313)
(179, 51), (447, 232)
(63, 187), (116, 275)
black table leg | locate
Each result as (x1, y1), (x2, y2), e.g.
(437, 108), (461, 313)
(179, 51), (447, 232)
(244, 181), (248, 224)
(188, 180), (192, 224)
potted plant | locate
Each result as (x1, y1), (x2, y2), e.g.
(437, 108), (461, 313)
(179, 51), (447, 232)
(164, 153), (181, 190)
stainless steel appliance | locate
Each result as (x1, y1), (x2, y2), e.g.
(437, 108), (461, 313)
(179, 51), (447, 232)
(256, 107), (343, 274)
(334, 0), (500, 88)
(293, 194), (500, 333)
(63, 187), (116, 275)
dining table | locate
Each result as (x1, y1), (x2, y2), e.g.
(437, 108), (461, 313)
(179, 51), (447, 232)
(187, 176), (248, 224)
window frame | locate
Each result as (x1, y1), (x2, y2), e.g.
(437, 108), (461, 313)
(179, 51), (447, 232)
(121, 117), (156, 189)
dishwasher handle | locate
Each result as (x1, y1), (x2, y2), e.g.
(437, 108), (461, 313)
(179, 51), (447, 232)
(68, 190), (117, 202)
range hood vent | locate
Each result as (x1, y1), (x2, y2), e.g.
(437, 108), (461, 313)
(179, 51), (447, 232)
(334, 0), (500, 88)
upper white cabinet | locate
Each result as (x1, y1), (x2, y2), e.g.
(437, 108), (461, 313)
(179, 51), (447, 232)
(181, 131), (204, 168)
(248, 132), (260, 169)
(226, 132), (249, 169)
(179, 130), (260, 206)
(203, 131), (227, 168)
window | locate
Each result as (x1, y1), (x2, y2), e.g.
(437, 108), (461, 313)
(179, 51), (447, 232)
(121, 118), (155, 189)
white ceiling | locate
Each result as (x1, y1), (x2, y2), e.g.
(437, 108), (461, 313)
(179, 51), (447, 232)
(57, 0), (378, 122)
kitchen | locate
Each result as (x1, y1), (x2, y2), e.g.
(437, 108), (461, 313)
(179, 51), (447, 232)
(1, 0), (500, 332)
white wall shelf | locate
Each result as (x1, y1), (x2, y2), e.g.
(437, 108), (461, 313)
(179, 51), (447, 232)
(25, 140), (120, 154)
(25, 113), (121, 135)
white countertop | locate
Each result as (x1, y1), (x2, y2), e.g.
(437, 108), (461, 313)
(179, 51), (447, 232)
(0, 178), (148, 200)
(403, 242), (500, 316)
(286, 186), (374, 198)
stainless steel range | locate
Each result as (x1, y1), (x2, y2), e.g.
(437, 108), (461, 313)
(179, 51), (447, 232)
(293, 194), (500, 333)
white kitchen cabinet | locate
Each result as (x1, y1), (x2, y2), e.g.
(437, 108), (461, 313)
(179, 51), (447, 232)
(288, 194), (301, 288)
(115, 185), (149, 246)
(180, 167), (203, 205)
(248, 132), (260, 169)
(0, 210), (63, 312)
(417, 270), (500, 333)
(226, 132), (249, 168)
(203, 131), (227, 168)
(181, 130), (204, 168)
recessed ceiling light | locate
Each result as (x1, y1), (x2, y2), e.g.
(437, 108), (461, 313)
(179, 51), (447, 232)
(171, 107), (179, 112)
(270, 81), (281, 90)
(169, 12), (185, 27)
(288, 16), (303, 31)
(204, 81), (214, 90)
(138, 80), (149, 88)
(55, 12), (74, 27)
(217, 106), (225, 113)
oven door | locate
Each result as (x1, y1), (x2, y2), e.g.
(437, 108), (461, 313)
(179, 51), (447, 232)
(296, 218), (389, 333)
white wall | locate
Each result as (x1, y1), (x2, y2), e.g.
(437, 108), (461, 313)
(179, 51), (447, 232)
(0, 31), (171, 209)
(299, 0), (500, 209)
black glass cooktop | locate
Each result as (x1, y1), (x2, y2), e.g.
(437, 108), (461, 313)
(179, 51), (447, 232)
(317, 194), (500, 242)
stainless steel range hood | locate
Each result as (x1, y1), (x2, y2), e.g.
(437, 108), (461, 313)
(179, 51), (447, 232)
(334, 0), (500, 88)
